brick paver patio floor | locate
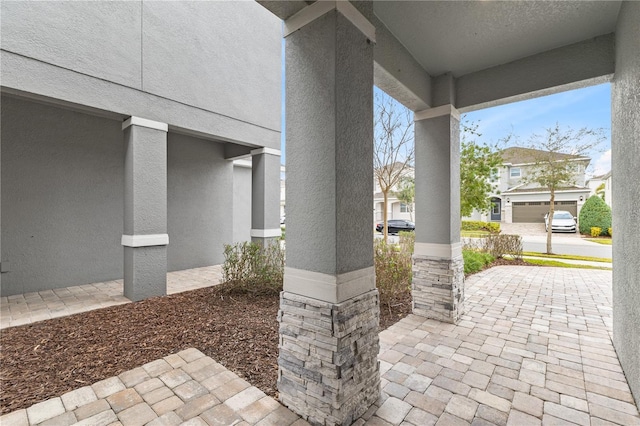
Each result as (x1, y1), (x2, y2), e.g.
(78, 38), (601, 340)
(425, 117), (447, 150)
(0, 266), (223, 330)
(2, 265), (639, 425)
(362, 266), (640, 426)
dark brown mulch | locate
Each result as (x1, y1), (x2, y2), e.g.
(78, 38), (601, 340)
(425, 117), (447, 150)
(0, 283), (411, 415)
(0, 259), (529, 415)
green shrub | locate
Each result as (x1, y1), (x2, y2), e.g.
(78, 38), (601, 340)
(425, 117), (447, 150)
(579, 195), (612, 236)
(398, 231), (415, 254)
(482, 234), (523, 260)
(462, 220), (500, 234)
(590, 227), (602, 237)
(222, 241), (284, 295)
(374, 239), (412, 315)
(608, 227), (612, 237)
(463, 250), (495, 275)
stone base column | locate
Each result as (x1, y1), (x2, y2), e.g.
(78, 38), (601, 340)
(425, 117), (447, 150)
(412, 254), (464, 323)
(277, 290), (380, 426)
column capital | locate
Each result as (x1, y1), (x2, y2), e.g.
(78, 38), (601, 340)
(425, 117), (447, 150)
(122, 116), (168, 132)
(414, 104), (461, 122)
(284, 0), (375, 43)
(250, 147), (281, 157)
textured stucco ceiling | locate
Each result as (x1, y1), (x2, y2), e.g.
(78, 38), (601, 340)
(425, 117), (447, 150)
(374, 1), (622, 77)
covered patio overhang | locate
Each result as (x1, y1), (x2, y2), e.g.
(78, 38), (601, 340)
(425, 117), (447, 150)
(258, 1), (639, 424)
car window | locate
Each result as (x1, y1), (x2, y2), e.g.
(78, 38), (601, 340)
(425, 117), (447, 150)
(554, 212), (573, 219)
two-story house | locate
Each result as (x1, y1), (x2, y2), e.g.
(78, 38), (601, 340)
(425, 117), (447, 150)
(373, 164), (415, 224)
(587, 171), (613, 208)
(488, 147), (592, 223)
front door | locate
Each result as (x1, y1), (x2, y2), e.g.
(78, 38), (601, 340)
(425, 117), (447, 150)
(490, 198), (501, 221)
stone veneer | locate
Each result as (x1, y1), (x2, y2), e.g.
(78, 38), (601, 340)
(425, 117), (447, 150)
(412, 255), (464, 323)
(277, 289), (380, 426)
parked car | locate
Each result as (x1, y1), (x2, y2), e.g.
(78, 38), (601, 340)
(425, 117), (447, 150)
(544, 210), (577, 233)
(375, 219), (415, 234)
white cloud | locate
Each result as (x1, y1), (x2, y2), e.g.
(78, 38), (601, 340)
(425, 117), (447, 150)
(591, 149), (611, 177)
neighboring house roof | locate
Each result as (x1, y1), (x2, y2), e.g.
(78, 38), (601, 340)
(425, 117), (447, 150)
(587, 170), (612, 183)
(501, 147), (588, 165)
(503, 185), (588, 194)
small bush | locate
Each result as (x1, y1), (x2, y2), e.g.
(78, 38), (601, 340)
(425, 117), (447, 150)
(398, 231), (415, 254)
(579, 195), (612, 235)
(590, 227), (602, 237)
(222, 241), (284, 295)
(462, 220), (500, 234)
(463, 250), (495, 275)
(482, 234), (523, 260)
(374, 239), (412, 315)
(608, 227), (612, 237)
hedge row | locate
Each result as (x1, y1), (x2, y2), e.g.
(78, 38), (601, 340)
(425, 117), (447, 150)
(462, 220), (500, 233)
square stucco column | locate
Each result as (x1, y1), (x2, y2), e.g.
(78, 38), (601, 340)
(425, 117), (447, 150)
(413, 105), (464, 324)
(278, 2), (379, 425)
(122, 117), (168, 302)
(250, 148), (282, 245)
(612, 0), (640, 407)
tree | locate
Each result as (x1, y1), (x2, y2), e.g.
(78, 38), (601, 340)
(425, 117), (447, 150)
(394, 176), (415, 221)
(520, 123), (606, 254)
(460, 121), (504, 217)
(374, 91), (414, 242)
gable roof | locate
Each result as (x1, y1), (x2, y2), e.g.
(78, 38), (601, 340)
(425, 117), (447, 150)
(501, 147), (589, 165)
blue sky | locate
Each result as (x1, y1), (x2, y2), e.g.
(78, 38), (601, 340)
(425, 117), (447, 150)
(282, 81), (611, 178)
(464, 83), (612, 177)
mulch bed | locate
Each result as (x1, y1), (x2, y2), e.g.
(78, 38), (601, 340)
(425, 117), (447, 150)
(0, 258), (529, 415)
(0, 283), (412, 415)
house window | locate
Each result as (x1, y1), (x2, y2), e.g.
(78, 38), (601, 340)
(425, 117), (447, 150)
(400, 203), (410, 213)
(492, 203), (500, 214)
(510, 167), (521, 178)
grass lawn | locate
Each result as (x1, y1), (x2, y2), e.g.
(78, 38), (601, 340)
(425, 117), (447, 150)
(521, 252), (612, 263)
(586, 238), (613, 245)
(461, 230), (491, 237)
(523, 258), (611, 270)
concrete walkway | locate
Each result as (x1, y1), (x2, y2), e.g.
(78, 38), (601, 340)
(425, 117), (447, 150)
(2, 266), (639, 425)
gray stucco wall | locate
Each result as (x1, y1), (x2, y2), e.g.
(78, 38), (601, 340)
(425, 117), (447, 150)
(167, 133), (233, 272)
(1, 1), (281, 148)
(1, 96), (124, 296)
(1, 96), (240, 295)
(286, 11), (374, 276)
(233, 163), (252, 244)
(612, 1), (640, 407)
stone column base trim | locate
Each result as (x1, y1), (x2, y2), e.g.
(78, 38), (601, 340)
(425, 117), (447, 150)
(412, 254), (464, 324)
(283, 266), (375, 304)
(414, 242), (462, 259)
(277, 290), (380, 426)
